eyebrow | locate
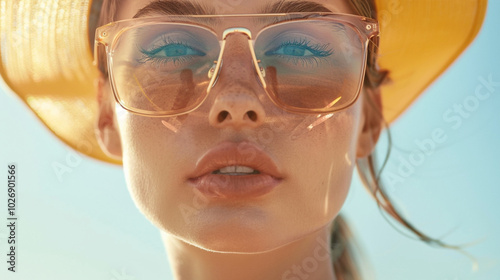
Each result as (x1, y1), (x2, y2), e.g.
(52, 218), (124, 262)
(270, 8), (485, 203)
(134, 0), (214, 18)
(134, 0), (332, 18)
(263, 0), (332, 13)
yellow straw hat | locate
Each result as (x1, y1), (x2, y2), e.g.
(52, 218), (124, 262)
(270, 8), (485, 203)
(0, 0), (488, 165)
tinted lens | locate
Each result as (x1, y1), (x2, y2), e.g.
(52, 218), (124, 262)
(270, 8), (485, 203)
(255, 20), (366, 112)
(110, 23), (220, 115)
(108, 19), (367, 115)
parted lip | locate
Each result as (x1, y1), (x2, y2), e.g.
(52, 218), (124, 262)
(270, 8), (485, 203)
(187, 141), (283, 180)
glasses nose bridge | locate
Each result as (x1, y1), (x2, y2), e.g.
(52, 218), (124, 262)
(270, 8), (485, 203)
(222, 27), (253, 40)
(207, 27), (266, 92)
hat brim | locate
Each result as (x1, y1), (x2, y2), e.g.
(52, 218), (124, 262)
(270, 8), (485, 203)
(0, 0), (488, 164)
(375, 0), (487, 123)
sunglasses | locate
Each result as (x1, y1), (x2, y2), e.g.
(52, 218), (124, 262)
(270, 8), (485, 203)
(94, 13), (378, 116)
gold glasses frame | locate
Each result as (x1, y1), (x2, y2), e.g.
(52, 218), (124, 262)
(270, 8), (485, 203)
(94, 13), (379, 117)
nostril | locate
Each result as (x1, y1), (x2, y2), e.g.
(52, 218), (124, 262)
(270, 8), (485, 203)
(217, 111), (230, 122)
(246, 111), (257, 122)
(209, 96), (266, 128)
(216, 110), (259, 123)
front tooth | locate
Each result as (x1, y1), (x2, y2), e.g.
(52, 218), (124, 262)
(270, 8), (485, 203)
(235, 166), (255, 173)
(219, 166), (235, 173)
(219, 166), (255, 174)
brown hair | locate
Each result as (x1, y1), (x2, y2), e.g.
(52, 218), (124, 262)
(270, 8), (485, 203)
(346, 1), (461, 279)
(94, 1), (451, 279)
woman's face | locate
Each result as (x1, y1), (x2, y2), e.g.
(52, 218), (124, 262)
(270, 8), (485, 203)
(100, 0), (374, 253)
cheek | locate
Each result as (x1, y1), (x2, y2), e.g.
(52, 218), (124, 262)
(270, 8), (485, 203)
(115, 107), (194, 233)
(282, 98), (362, 223)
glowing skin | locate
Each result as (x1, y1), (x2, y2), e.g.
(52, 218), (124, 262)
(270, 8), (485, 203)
(97, 1), (381, 279)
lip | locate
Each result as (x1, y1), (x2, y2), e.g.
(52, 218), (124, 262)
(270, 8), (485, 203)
(187, 141), (284, 199)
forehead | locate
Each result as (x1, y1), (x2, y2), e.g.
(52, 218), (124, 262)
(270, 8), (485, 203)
(115, 0), (354, 21)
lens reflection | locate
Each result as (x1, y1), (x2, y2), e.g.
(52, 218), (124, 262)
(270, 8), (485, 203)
(110, 19), (366, 115)
(255, 20), (364, 112)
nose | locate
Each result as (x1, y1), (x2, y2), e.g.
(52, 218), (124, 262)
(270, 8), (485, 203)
(208, 33), (266, 129)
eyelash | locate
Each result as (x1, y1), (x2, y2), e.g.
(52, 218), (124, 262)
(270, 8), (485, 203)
(265, 38), (334, 66)
(137, 36), (203, 67)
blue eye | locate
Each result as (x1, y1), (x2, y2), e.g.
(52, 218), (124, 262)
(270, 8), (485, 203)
(139, 39), (206, 67)
(270, 45), (313, 57)
(146, 43), (205, 58)
(264, 39), (333, 64)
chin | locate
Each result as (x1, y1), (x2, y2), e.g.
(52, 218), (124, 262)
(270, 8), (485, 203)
(170, 211), (294, 253)
(189, 230), (297, 254)
(182, 213), (329, 254)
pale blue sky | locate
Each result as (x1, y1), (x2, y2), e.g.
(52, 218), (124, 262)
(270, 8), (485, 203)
(0, 2), (499, 279)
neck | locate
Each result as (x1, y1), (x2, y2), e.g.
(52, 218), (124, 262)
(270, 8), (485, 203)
(161, 225), (337, 280)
